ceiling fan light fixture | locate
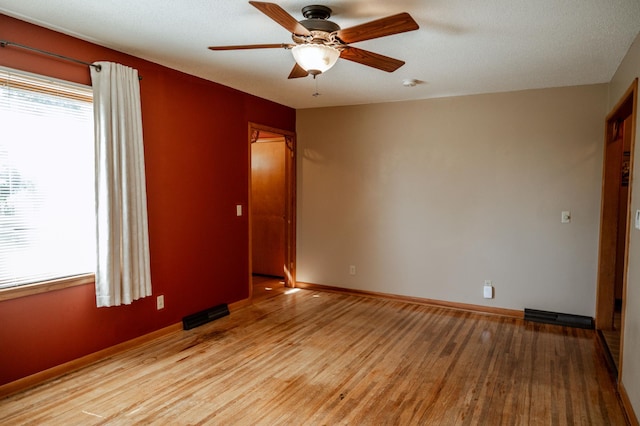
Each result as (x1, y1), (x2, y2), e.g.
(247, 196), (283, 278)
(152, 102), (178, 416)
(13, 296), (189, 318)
(291, 44), (340, 76)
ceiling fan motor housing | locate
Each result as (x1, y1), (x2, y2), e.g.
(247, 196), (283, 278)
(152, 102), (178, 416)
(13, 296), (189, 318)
(300, 5), (340, 33)
(301, 5), (331, 19)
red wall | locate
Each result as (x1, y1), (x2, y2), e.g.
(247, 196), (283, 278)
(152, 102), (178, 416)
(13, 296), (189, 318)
(0, 14), (295, 386)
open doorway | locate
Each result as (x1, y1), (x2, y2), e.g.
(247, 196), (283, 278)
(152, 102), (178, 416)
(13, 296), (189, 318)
(596, 79), (637, 377)
(248, 123), (296, 301)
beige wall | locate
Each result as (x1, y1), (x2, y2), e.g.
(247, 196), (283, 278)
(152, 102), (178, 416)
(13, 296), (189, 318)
(609, 31), (640, 420)
(297, 85), (607, 316)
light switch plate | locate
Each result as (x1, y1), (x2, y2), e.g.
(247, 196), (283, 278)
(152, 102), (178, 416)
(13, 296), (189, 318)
(561, 211), (571, 223)
(635, 210), (640, 230)
(236, 204), (242, 216)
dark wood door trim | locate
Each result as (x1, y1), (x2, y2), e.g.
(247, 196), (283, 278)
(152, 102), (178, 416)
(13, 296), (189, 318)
(248, 122), (297, 293)
(595, 78), (637, 378)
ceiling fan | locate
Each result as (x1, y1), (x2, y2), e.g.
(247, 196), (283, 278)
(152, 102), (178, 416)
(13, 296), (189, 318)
(208, 1), (419, 79)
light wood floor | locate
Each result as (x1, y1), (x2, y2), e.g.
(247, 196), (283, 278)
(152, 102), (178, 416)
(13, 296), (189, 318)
(1, 281), (626, 425)
(251, 274), (287, 303)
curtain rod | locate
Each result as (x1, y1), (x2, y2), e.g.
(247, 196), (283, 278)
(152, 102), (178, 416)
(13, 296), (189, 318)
(0, 40), (142, 80)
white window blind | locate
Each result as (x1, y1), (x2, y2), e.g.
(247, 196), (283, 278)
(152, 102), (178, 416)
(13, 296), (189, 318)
(0, 67), (95, 289)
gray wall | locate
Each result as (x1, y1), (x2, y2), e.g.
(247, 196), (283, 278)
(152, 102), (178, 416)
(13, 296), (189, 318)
(297, 84), (607, 316)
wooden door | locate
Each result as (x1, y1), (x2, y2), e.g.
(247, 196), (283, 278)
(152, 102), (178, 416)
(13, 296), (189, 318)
(251, 139), (285, 277)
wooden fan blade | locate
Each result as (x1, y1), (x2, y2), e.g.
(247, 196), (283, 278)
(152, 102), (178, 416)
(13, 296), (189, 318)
(288, 63), (309, 79)
(334, 12), (419, 44)
(340, 47), (405, 72)
(249, 1), (311, 36)
(208, 43), (293, 51)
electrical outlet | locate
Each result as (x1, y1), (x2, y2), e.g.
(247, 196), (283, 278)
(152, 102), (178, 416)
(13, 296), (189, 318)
(483, 285), (493, 299)
(483, 280), (493, 299)
(157, 295), (165, 310)
(349, 265), (356, 275)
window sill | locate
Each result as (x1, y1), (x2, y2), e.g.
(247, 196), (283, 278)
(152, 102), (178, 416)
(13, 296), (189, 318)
(0, 274), (94, 302)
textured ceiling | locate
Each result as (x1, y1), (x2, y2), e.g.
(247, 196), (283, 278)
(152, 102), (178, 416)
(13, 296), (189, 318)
(1, 0), (639, 109)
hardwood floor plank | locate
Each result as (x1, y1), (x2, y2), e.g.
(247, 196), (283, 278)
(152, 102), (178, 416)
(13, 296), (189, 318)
(0, 286), (627, 425)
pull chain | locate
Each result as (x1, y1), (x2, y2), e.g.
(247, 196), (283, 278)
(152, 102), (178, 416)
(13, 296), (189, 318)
(312, 74), (321, 97)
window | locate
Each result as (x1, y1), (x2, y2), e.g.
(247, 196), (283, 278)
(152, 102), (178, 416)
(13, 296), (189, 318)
(0, 67), (95, 290)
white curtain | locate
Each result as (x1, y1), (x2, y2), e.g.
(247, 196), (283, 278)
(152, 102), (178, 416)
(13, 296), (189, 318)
(91, 61), (152, 307)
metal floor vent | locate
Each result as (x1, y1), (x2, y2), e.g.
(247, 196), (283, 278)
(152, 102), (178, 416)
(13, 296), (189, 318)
(182, 303), (230, 330)
(524, 308), (594, 329)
